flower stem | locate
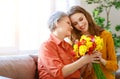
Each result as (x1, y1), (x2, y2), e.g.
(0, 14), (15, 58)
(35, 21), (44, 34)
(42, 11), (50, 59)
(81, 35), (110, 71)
(93, 63), (106, 79)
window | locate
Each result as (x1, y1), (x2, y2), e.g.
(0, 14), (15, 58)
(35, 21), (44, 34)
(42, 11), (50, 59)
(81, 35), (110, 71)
(0, 0), (76, 55)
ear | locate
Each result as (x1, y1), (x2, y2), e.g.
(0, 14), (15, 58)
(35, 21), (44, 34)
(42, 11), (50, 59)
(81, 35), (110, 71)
(54, 22), (59, 28)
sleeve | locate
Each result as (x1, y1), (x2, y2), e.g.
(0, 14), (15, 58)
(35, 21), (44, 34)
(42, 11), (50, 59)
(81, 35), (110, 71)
(38, 41), (64, 79)
(104, 32), (118, 71)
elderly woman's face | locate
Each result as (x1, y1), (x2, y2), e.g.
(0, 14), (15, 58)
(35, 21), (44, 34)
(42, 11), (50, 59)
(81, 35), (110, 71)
(70, 13), (89, 34)
(55, 16), (73, 37)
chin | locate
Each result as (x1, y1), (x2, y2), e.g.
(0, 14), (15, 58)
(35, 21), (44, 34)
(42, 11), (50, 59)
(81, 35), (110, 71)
(82, 29), (88, 33)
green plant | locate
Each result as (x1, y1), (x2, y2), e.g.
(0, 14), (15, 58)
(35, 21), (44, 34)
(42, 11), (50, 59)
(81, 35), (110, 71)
(85, 0), (120, 50)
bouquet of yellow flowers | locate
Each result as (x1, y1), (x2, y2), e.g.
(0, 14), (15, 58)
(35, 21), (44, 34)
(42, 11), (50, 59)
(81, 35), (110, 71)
(73, 35), (106, 79)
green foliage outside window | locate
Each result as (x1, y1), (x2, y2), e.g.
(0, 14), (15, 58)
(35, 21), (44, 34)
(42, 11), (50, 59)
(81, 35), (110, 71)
(85, 0), (120, 51)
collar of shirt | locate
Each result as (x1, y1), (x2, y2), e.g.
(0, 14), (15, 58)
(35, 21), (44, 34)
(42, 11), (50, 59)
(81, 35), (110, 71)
(50, 33), (63, 45)
(50, 33), (72, 51)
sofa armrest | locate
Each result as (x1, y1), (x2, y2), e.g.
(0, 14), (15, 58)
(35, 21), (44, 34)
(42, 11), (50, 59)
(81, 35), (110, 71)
(0, 55), (36, 79)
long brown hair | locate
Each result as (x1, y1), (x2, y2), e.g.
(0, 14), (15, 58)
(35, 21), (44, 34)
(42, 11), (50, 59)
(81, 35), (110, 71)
(67, 5), (104, 42)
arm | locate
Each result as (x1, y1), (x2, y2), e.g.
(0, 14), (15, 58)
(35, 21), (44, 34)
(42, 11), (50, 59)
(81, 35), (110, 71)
(38, 42), (65, 79)
(38, 41), (100, 78)
(62, 53), (100, 77)
(100, 31), (118, 71)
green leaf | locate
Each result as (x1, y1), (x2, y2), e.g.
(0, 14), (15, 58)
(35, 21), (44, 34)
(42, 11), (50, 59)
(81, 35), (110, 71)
(113, 2), (120, 9)
(115, 25), (120, 31)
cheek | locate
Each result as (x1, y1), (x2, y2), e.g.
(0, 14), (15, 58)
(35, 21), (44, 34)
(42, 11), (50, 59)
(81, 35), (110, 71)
(75, 26), (80, 30)
(74, 25), (80, 31)
(84, 19), (88, 25)
(86, 22), (88, 26)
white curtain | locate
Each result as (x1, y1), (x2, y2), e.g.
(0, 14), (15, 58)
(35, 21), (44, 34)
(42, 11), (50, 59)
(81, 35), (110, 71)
(0, 0), (76, 55)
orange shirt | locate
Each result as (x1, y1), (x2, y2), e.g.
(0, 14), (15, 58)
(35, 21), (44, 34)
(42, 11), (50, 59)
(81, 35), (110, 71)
(38, 33), (80, 79)
(92, 30), (118, 79)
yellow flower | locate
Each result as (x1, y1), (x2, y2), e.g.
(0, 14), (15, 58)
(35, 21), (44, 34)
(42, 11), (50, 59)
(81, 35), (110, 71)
(72, 35), (106, 79)
(73, 44), (79, 58)
(95, 36), (103, 51)
(73, 35), (103, 58)
(80, 35), (87, 41)
(86, 41), (93, 48)
(79, 45), (88, 55)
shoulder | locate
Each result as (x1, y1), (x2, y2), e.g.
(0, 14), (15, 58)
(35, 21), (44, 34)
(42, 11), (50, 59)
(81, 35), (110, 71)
(40, 39), (58, 51)
(101, 30), (111, 35)
(101, 30), (112, 37)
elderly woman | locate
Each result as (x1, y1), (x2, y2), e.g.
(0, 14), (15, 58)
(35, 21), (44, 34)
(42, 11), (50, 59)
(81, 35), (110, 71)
(38, 11), (101, 79)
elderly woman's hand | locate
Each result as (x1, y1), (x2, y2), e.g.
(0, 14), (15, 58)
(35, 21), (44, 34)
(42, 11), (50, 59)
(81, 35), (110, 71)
(80, 52), (101, 64)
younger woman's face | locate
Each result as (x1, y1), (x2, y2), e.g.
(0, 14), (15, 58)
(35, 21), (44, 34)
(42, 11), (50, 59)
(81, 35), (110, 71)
(70, 13), (89, 34)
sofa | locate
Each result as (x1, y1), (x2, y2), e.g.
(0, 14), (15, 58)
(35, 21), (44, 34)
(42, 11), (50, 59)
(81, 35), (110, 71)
(0, 54), (38, 79)
(0, 54), (120, 79)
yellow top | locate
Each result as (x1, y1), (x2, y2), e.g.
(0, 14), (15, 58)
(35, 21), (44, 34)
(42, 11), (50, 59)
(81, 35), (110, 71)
(93, 30), (118, 79)
(67, 30), (118, 79)
(81, 30), (118, 79)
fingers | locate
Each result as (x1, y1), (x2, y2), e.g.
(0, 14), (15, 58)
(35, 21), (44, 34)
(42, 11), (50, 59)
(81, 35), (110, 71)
(85, 53), (100, 63)
(94, 51), (103, 61)
(91, 53), (101, 63)
(95, 57), (100, 60)
(92, 60), (100, 63)
(91, 53), (99, 58)
(93, 51), (102, 58)
(83, 53), (101, 64)
(93, 50), (102, 55)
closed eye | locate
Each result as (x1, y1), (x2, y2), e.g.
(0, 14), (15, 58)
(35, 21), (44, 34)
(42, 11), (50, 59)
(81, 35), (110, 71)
(79, 17), (83, 21)
(72, 22), (77, 26)
(67, 21), (71, 26)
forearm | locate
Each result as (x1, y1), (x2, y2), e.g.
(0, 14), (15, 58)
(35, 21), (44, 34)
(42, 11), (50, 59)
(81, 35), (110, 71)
(100, 57), (118, 71)
(62, 53), (101, 77)
(62, 57), (87, 77)
(104, 60), (118, 71)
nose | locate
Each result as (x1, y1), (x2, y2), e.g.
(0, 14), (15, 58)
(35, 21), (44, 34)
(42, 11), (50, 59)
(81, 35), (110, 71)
(70, 25), (73, 30)
(78, 22), (83, 26)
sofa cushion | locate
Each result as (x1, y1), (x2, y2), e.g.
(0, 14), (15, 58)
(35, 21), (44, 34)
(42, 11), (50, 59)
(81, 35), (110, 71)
(0, 55), (36, 79)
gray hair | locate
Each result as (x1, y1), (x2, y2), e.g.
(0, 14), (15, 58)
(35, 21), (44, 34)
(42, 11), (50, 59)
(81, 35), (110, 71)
(48, 11), (68, 32)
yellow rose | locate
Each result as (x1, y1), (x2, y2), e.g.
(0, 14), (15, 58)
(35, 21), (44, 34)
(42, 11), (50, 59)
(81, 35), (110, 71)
(79, 45), (88, 55)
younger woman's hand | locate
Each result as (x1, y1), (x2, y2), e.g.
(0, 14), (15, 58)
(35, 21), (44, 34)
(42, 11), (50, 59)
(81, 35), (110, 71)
(93, 51), (106, 65)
